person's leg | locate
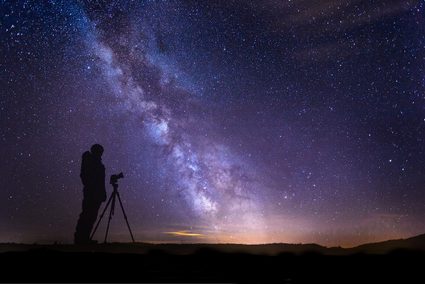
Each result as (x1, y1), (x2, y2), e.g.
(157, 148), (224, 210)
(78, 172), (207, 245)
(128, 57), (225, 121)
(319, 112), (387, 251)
(86, 200), (103, 236)
(74, 196), (91, 244)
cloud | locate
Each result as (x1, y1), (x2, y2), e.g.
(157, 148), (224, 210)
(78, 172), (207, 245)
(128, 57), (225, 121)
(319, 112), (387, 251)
(255, 0), (414, 30)
(249, 0), (415, 63)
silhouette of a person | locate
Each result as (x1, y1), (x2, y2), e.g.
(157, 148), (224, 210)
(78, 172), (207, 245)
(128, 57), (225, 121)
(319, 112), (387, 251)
(74, 144), (107, 244)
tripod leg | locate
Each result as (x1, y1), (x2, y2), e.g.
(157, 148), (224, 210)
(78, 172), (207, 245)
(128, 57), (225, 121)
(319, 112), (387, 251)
(90, 193), (113, 240)
(116, 192), (135, 242)
(104, 193), (116, 243)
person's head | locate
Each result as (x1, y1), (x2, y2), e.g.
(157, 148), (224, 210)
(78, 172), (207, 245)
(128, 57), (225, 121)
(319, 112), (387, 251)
(90, 144), (104, 158)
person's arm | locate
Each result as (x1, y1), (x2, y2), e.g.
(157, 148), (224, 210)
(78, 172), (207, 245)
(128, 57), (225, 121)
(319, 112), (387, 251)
(80, 151), (92, 186)
(100, 164), (107, 201)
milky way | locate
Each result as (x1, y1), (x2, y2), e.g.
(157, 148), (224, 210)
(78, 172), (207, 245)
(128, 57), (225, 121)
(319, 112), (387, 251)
(1, 0), (425, 246)
(85, 6), (267, 242)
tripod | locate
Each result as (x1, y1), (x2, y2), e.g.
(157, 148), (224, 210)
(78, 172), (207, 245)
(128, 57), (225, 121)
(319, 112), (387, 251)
(90, 181), (135, 243)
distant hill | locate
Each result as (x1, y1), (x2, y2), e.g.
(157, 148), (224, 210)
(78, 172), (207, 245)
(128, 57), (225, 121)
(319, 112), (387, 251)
(1, 233), (424, 255)
(349, 233), (425, 254)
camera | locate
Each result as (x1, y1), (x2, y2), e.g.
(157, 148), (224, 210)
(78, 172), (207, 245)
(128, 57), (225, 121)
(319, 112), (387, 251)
(110, 172), (124, 185)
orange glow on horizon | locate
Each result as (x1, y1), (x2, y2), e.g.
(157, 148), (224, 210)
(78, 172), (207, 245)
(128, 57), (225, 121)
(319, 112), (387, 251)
(164, 230), (206, 237)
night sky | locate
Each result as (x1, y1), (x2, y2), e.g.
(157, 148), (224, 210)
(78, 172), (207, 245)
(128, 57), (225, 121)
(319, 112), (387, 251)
(1, 0), (425, 247)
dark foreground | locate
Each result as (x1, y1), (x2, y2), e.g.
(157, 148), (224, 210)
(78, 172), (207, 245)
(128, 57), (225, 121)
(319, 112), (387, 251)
(1, 246), (424, 283)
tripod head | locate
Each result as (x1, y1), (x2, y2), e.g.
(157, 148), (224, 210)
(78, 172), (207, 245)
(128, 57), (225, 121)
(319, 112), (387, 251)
(110, 172), (124, 186)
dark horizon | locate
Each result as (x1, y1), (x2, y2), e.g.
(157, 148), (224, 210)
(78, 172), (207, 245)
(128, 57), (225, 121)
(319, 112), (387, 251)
(1, 0), (425, 247)
(3, 230), (425, 249)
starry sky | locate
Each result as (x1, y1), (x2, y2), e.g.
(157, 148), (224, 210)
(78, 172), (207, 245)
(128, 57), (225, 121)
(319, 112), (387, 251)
(1, 0), (425, 247)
